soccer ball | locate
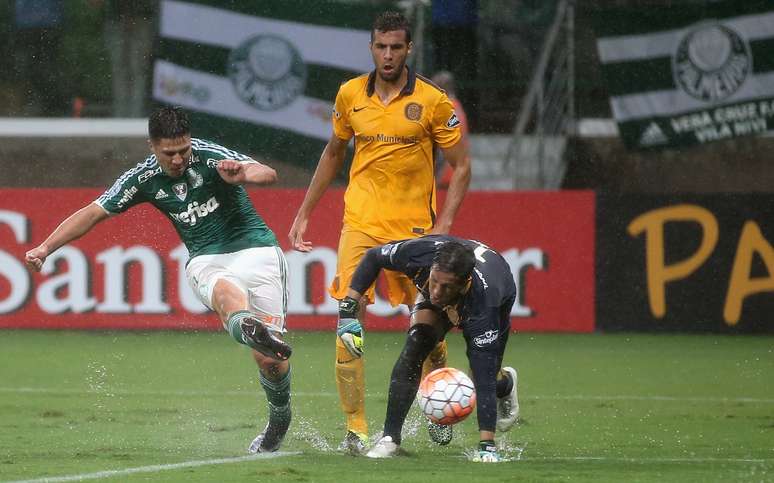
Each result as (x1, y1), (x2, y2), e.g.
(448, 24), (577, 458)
(417, 367), (476, 425)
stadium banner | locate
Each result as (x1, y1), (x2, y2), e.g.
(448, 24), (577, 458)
(0, 189), (595, 333)
(152, 0), (395, 169)
(597, 194), (774, 333)
(595, 1), (774, 150)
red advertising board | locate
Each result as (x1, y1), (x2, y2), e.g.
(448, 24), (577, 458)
(0, 189), (595, 332)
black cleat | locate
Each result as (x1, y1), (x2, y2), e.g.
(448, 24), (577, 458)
(241, 317), (292, 360)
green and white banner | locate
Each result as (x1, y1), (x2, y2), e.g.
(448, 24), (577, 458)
(595, 1), (774, 150)
(153, 0), (393, 167)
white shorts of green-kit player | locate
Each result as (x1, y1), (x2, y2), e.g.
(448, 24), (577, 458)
(186, 246), (289, 333)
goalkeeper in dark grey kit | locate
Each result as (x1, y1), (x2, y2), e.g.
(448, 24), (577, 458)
(335, 235), (520, 462)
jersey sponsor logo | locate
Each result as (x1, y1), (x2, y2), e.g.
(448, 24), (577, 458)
(169, 196), (220, 227)
(155, 189), (169, 200)
(404, 102), (423, 121)
(446, 112), (461, 128)
(172, 183), (188, 201)
(138, 166), (162, 184)
(228, 34), (307, 111)
(116, 186), (138, 209)
(353, 106), (367, 112)
(473, 329), (499, 347)
(356, 133), (419, 145)
(186, 168), (203, 188)
(673, 22), (750, 103)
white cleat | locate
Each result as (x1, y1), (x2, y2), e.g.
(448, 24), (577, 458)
(366, 435), (399, 458)
(496, 366), (519, 432)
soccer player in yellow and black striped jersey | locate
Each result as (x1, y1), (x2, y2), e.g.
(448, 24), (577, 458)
(289, 11), (471, 454)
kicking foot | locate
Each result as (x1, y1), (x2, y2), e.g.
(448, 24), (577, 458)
(241, 317), (292, 360)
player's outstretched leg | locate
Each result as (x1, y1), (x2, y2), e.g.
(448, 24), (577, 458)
(496, 366), (519, 432)
(226, 310), (292, 360)
(249, 367), (292, 453)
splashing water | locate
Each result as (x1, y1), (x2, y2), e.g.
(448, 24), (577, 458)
(291, 417), (335, 452)
(462, 441), (526, 462)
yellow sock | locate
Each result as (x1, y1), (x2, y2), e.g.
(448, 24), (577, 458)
(335, 337), (367, 437)
(422, 339), (448, 379)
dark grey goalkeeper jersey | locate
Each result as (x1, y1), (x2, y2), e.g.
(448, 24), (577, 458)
(95, 138), (278, 259)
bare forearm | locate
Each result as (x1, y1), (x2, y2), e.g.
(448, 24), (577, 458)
(296, 145), (344, 220)
(435, 163), (470, 233)
(41, 204), (106, 254)
(242, 162), (277, 185)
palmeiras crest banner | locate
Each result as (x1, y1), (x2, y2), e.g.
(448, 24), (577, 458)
(153, 0), (396, 168)
(595, 0), (774, 150)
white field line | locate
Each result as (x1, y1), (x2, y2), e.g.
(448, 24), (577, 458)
(1, 386), (773, 404)
(5, 452), (301, 483)
(525, 456), (772, 464)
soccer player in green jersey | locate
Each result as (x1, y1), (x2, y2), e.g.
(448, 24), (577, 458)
(24, 106), (293, 453)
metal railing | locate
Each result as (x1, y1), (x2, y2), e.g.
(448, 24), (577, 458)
(503, 0), (575, 190)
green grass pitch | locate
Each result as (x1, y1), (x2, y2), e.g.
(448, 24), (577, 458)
(1, 330), (772, 482)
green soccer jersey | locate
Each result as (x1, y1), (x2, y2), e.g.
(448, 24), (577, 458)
(95, 138), (278, 259)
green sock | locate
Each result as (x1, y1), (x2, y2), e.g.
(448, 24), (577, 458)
(226, 310), (253, 347)
(260, 367), (292, 408)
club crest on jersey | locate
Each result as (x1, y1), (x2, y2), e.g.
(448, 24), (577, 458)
(404, 102), (423, 121)
(186, 167), (203, 188)
(446, 112), (461, 128)
(227, 34), (307, 111)
(172, 183), (188, 201)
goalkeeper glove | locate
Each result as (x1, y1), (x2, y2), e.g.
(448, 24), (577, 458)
(337, 296), (364, 358)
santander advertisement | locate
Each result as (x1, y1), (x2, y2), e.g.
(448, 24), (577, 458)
(0, 189), (594, 332)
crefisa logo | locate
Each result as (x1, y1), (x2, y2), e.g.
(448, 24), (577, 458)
(228, 34), (307, 111)
(673, 22), (751, 103)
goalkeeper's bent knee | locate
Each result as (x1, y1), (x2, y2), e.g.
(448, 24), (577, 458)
(399, 324), (440, 372)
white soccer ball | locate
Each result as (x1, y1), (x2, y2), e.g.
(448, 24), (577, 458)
(417, 367), (477, 425)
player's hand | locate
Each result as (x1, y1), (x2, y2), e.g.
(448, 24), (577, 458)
(473, 449), (502, 463)
(216, 159), (246, 184)
(337, 319), (363, 358)
(288, 217), (313, 252)
(472, 441), (502, 463)
(24, 245), (48, 272)
(337, 296), (363, 358)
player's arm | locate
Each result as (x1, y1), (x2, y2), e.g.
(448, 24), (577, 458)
(432, 139), (470, 234)
(336, 244), (396, 357)
(24, 203), (109, 272)
(465, 312), (502, 441)
(288, 134), (349, 252)
(216, 159), (277, 186)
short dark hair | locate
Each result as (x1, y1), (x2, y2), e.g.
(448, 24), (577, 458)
(372, 11), (411, 43)
(148, 106), (191, 141)
(432, 241), (475, 280)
